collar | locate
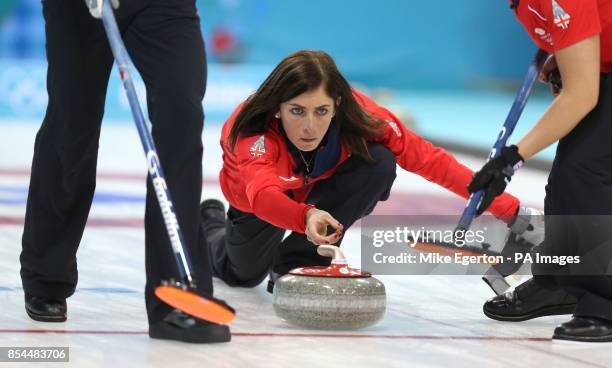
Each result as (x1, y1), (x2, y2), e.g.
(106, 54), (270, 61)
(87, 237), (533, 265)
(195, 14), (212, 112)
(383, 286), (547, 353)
(279, 121), (342, 179)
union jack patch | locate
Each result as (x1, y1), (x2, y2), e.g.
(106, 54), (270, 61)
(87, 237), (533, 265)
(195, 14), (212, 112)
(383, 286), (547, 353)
(552, 0), (570, 30)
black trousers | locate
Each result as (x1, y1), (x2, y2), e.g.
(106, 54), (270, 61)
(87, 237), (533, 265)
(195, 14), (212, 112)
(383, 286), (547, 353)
(534, 74), (612, 322)
(204, 144), (397, 287)
(20, 0), (212, 324)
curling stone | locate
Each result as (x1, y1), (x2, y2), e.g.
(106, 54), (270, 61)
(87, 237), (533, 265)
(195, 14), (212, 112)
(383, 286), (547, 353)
(272, 245), (386, 329)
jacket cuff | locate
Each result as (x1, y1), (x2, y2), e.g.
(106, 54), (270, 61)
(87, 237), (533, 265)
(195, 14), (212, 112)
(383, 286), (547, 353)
(298, 204), (316, 233)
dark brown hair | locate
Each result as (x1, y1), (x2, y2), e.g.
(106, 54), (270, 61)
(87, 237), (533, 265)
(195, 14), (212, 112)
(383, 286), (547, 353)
(228, 50), (385, 161)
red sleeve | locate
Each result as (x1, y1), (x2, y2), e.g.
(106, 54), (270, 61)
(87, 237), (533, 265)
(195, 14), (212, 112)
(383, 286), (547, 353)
(234, 134), (314, 233)
(547, 0), (601, 51)
(353, 90), (520, 223)
(251, 189), (315, 233)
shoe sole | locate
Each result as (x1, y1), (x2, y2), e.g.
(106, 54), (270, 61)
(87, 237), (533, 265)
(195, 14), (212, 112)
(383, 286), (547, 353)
(553, 333), (612, 343)
(483, 303), (576, 322)
(149, 324), (231, 343)
(25, 308), (66, 323)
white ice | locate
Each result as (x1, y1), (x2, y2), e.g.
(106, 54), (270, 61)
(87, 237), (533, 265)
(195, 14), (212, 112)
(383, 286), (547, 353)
(0, 122), (610, 368)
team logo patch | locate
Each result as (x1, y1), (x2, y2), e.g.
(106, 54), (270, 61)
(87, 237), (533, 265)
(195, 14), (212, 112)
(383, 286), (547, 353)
(534, 27), (553, 45)
(387, 120), (402, 137)
(250, 135), (266, 157)
(552, 0), (570, 29)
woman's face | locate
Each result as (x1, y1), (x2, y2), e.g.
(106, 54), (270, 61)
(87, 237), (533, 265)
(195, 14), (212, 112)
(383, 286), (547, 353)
(278, 84), (338, 152)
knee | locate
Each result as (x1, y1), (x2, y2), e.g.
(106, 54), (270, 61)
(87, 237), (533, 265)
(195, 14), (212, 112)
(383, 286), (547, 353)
(225, 269), (269, 288)
(367, 144), (397, 180)
(148, 74), (205, 132)
(158, 78), (205, 107)
(357, 145), (396, 203)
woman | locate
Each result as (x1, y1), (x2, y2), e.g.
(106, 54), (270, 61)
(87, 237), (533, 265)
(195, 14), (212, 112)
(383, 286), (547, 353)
(201, 50), (538, 295)
(470, 0), (612, 342)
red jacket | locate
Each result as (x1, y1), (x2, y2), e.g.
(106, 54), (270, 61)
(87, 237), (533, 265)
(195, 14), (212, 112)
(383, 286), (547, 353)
(512, 0), (612, 72)
(219, 90), (520, 233)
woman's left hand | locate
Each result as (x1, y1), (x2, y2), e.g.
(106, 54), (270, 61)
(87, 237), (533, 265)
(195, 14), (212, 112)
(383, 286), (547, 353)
(468, 145), (524, 215)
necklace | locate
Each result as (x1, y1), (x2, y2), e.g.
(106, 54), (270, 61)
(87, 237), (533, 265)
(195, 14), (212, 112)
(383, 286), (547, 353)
(298, 150), (316, 173)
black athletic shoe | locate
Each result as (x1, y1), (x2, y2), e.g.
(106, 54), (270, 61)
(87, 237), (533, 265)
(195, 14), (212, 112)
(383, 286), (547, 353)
(200, 199), (225, 222)
(267, 271), (282, 294)
(149, 309), (231, 343)
(553, 317), (612, 342)
(483, 278), (576, 322)
(24, 294), (67, 322)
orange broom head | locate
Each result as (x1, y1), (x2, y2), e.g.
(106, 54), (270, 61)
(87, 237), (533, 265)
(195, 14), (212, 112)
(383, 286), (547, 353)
(155, 285), (235, 325)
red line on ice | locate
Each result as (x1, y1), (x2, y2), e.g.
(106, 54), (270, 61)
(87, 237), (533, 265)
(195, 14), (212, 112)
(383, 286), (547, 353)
(0, 329), (551, 341)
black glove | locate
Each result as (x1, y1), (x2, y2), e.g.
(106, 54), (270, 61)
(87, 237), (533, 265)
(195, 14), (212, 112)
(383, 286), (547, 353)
(468, 145), (524, 216)
(85, 0), (119, 19)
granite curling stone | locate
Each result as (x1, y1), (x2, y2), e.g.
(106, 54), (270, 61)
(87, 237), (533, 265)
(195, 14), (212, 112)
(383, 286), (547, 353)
(272, 245), (386, 329)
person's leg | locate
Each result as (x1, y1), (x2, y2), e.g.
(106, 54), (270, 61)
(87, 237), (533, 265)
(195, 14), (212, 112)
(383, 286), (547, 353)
(543, 74), (612, 331)
(124, 0), (232, 343)
(202, 201), (286, 287)
(484, 76), (612, 333)
(530, 156), (573, 289)
(272, 143), (397, 275)
(122, 0), (212, 325)
(20, 0), (114, 307)
(546, 101), (612, 341)
(481, 165), (579, 322)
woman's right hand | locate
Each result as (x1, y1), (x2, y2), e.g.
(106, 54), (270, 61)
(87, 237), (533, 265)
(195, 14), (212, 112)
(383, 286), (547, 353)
(305, 208), (343, 246)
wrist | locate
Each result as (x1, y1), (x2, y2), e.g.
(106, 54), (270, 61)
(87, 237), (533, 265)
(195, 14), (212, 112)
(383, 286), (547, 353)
(502, 145), (524, 170)
(306, 207), (315, 220)
(303, 205), (317, 229)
